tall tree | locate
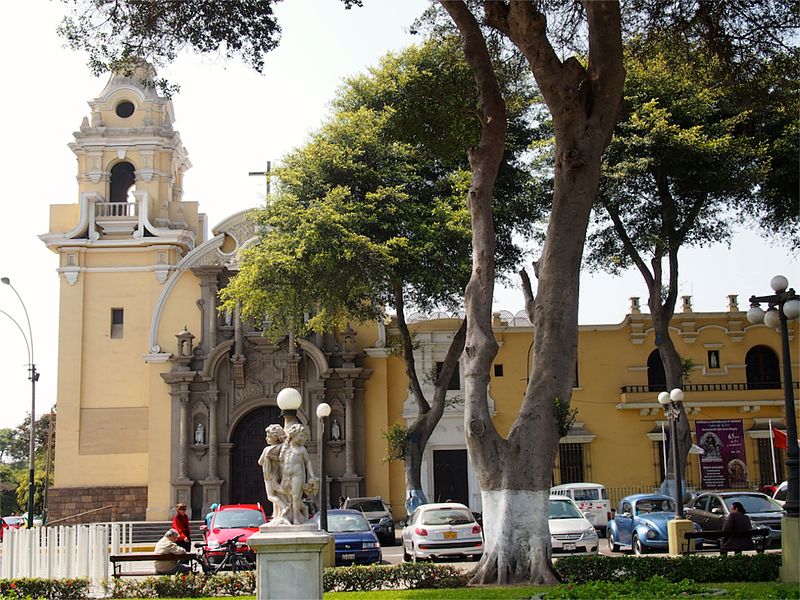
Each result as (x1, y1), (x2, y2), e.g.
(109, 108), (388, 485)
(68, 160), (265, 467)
(584, 42), (780, 494)
(438, 1), (624, 584)
(221, 35), (536, 512)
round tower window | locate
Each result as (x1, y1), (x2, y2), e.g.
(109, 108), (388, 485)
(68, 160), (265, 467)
(115, 101), (135, 118)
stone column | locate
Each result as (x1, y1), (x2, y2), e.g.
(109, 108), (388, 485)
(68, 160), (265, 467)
(208, 384), (219, 479)
(194, 267), (222, 350)
(344, 392), (355, 476)
(179, 391), (190, 480)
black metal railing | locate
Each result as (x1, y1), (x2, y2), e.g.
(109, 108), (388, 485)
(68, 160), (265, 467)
(620, 382), (798, 394)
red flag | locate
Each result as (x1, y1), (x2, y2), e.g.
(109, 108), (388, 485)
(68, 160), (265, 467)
(773, 427), (788, 450)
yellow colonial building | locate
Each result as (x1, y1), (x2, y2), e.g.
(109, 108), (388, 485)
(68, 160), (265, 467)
(41, 68), (797, 524)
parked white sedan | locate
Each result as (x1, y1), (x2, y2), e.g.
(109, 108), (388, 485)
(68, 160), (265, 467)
(402, 502), (483, 562)
(549, 495), (599, 555)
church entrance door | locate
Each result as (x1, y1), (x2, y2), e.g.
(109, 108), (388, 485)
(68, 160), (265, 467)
(230, 405), (282, 512)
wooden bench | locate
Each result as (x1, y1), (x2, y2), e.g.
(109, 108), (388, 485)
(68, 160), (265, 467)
(109, 552), (199, 578)
(683, 527), (770, 555)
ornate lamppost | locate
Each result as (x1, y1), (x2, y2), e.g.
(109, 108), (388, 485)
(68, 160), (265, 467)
(1, 277), (39, 529)
(658, 388), (686, 518)
(747, 274), (799, 583)
(316, 402), (331, 531)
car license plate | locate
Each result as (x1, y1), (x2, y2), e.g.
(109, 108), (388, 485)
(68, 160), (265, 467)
(443, 531), (457, 540)
(342, 553), (355, 560)
(563, 543), (576, 551)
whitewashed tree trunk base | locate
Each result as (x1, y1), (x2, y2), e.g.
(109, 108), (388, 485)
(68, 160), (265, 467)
(470, 489), (558, 585)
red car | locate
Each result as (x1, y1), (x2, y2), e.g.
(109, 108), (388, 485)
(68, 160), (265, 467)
(201, 504), (268, 567)
(2, 516), (25, 530)
(0, 518), (8, 541)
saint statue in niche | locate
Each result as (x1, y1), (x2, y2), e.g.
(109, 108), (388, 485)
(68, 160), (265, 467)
(330, 418), (342, 441)
(194, 423), (205, 445)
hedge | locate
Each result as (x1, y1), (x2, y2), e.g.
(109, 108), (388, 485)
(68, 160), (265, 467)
(554, 553), (781, 583)
(0, 577), (90, 600)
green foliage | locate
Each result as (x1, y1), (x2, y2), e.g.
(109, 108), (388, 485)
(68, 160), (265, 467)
(323, 562), (469, 592)
(58, 0), (283, 79)
(554, 553), (781, 584)
(105, 571), (256, 598)
(0, 577), (89, 599)
(383, 423), (411, 462)
(220, 35), (537, 340)
(680, 357), (696, 383)
(586, 41), (772, 275)
(553, 397), (577, 438)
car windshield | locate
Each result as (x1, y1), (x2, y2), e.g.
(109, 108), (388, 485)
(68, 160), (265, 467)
(348, 500), (386, 512)
(573, 489), (599, 501)
(635, 499), (675, 514)
(212, 508), (265, 529)
(4, 517), (24, 525)
(420, 508), (474, 526)
(328, 513), (371, 533)
(724, 495), (783, 514)
(549, 499), (583, 519)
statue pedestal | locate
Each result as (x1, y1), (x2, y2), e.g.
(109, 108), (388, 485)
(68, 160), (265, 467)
(248, 524), (331, 600)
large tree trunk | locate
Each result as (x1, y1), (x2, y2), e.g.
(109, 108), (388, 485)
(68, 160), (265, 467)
(443, 0), (624, 585)
(650, 293), (692, 499)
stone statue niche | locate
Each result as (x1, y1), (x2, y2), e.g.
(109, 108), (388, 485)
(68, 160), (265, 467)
(258, 423), (319, 526)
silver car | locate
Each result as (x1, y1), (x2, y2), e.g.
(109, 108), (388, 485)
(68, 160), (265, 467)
(402, 502), (483, 562)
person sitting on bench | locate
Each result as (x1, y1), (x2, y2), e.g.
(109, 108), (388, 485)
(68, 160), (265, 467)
(154, 528), (191, 574)
(721, 502), (753, 555)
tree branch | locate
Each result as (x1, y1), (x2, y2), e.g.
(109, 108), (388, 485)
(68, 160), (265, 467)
(393, 282), (430, 415)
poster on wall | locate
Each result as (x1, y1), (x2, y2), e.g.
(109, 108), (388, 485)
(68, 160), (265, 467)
(695, 419), (747, 489)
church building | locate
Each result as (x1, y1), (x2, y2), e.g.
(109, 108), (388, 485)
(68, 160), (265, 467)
(41, 67), (796, 524)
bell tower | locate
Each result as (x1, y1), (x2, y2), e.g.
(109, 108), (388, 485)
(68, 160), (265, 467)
(40, 62), (207, 522)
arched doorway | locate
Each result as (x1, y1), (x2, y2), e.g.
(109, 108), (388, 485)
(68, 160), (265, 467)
(647, 350), (666, 391)
(230, 405), (282, 511)
(746, 345), (780, 389)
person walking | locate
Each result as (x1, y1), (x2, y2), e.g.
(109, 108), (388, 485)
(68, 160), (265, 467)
(721, 501), (753, 555)
(172, 503), (192, 551)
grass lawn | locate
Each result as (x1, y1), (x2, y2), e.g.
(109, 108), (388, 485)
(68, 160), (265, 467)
(120, 581), (800, 599)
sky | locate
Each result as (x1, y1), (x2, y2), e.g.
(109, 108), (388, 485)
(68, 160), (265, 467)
(0, 0), (796, 431)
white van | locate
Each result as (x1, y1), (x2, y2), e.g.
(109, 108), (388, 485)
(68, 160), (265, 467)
(550, 482), (611, 534)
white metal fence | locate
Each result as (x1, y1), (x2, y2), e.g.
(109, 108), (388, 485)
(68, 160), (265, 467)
(0, 522), (136, 585)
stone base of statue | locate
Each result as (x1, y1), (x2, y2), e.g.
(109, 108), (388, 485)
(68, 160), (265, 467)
(248, 524), (331, 600)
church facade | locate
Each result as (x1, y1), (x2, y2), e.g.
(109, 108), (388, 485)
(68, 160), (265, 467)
(41, 68), (796, 524)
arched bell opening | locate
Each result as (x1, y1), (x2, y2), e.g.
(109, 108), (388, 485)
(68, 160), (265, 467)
(110, 161), (136, 203)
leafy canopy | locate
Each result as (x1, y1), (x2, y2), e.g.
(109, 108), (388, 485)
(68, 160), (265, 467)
(220, 35), (536, 337)
(585, 42), (782, 274)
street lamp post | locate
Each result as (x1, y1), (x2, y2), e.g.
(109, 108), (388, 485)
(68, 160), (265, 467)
(746, 275), (799, 583)
(316, 403), (331, 531)
(1, 277), (38, 529)
(658, 388), (686, 518)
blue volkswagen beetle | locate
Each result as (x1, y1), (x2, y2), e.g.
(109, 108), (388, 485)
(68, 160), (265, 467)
(607, 494), (702, 555)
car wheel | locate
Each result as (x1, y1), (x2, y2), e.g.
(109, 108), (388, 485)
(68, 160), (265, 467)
(632, 534), (647, 556)
(608, 531), (620, 553)
(402, 542), (411, 562)
(411, 543), (418, 563)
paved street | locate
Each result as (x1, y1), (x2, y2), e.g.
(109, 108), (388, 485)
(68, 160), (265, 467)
(380, 532), (778, 566)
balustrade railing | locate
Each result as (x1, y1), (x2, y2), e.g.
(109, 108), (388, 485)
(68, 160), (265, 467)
(95, 201), (137, 218)
(621, 382), (798, 394)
